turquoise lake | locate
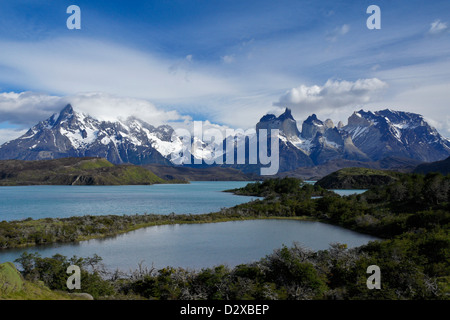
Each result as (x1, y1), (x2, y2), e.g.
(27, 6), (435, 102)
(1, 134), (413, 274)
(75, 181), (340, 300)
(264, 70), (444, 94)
(0, 181), (260, 221)
(0, 181), (376, 270)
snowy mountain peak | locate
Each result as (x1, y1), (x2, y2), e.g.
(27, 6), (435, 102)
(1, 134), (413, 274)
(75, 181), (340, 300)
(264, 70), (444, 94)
(0, 105), (449, 171)
(0, 105), (175, 165)
(57, 104), (74, 119)
(342, 109), (450, 162)
(347, 111), (373, 128)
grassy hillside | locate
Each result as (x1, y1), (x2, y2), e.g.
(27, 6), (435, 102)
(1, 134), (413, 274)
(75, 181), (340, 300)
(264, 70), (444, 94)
(0, 157), (167, 186)
(0, 262), (87, 300)
(315, 167), (402, 189)
(0, 262), (23, 294)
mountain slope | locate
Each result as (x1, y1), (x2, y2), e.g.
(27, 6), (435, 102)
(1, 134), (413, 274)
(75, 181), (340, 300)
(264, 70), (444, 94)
(342, 109), (450, 162)
(413, 156), (450, 175)
(0, 104), (177, 165)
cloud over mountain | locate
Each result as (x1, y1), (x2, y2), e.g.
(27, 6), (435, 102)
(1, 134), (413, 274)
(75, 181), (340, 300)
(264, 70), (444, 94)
(0, 91), (193, 144)
(274, 78), (388, 112)
(0, 91), (188, 127)
(0, 92), (62, 126)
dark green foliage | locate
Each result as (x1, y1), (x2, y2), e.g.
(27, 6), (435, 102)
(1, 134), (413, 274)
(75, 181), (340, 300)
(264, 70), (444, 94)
(228, 177), (330, 198)
(315, 167), (402, 189)
(350, 229), (450, 299)
(363, 172), (450, 212)
(14, 252), (114, 299)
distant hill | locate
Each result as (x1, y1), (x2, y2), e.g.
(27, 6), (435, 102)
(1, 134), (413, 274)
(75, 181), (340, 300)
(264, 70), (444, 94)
(413, 156), (450, 175)
(276, 156), (421, 180)
(143, 163), (261, 181)
(315, 167), (402, 189)
(0, 157), (166, 186)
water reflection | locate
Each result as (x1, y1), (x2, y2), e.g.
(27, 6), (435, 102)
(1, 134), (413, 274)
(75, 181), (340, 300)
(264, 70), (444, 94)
(1, 219), (379, 271)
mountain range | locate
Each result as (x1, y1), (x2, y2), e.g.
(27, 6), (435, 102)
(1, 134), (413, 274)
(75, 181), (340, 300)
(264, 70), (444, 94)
(1, 104), (449, 176)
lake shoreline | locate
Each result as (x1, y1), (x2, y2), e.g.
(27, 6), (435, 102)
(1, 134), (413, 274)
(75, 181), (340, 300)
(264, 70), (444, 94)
(0, 211), (321, 250)
(0, 180), (382, 250)
(0, 206), (382, 251)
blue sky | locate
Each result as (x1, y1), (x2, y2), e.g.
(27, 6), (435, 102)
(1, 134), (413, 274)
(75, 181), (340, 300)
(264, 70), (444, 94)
(0, 0), (449, 142)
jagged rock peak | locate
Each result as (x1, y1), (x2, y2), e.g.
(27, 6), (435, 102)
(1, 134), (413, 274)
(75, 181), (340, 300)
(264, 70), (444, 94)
(324, 119), (334, 129)
(347, 111), (372, 127)
(301, 114), (325, 139)
(61, 104), (74, 114)
(259, 114), (277, 122)
(259, 108), (294, 122)
(53, 104), (74, 122)
(278, 108), (295, 121)
(303, 114), (325, 127)
(257, 108), (301, 138)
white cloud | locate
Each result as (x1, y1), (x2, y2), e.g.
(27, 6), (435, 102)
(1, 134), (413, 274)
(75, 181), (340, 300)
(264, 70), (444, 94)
(0, 38), (236, 102)
(63, 92), (189, 126)
(372, 82), (450, 137)
(429, 19), (448, 34)
(340, 24), (350, 35)
(0, 128), (27, 145)
(326, 24), (350, 42)
(173, 119), (233, 139)
(0, 91), (189, 129)
(0, 91), (63, 126)
(221, 55), (235, 64)
(0, 18), (448, 139)
(0, 91), (252, 144)
(371, 59), (450, 138)
(274, 78), (388, 113)
(0, 37), (294, 131)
